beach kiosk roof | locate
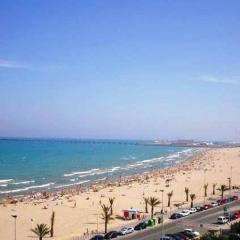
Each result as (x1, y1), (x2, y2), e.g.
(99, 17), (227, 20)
(123, 208), (139, 212)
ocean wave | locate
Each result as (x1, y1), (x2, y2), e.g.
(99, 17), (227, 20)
(54, 180), (90, 189)
(12, 180), (35, 185)
(108, 166), (121, 172)
(141, 157), (164, 163)
(63, 168), (100, 177)
(126, 162), (143, 168)
(95, 177), (107, 182)
(0, 183), (55, 194)
(0, 179), (13, 183)
(0, 184), (7, 187)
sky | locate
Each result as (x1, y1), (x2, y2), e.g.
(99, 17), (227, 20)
(0, 0), (240, 141)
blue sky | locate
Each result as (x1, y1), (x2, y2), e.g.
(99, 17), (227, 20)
(0, 0), (240, 140)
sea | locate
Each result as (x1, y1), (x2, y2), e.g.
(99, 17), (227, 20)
(0, 139), (200, 197)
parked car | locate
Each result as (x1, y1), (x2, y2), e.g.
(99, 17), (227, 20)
(203, 204), (213, 210)
(217, 216), (228, 224)
(196, 206), (204, 212)
(134, 222), (147, 231)
(175, 232), (190, 240)
(217, 199), (227, 205)
(211, 202), (218, 207)
(90, 235), (104, 240)
(165, 234), (182, 240)
(189, 208), (197, 214)
(184, 229), (200, 237)
(104, 231), (119, 239)
(233, 195), (239, 200)
(179, 232), (195, 239)
(160, 236), (175, 240)
(180, 210), (191, 216)
(118, 227), (134, 235)
(233, 211), (240, 219)
(170, 213), (183, 219)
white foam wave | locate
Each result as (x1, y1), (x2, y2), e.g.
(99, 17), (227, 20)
(0, 184), (7, 187)
(0, 179), (13, 183)
(0, 183), (55, 194)
(126, 162), (143, 168)
(54, 180), (90, 189)
(63, 168), (100, 177)
(12, 180), (35, 185)
(108, 166), (121, 172)
(70, 178), (78, 182)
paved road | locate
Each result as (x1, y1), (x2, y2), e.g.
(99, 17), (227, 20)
(121, 200), (240, 240)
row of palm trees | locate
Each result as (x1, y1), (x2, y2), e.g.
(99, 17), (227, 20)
(184, 184), (229, 203)
(30, 184), (230, 239)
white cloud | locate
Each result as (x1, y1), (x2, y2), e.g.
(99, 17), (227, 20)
(0, 59), (28, 69)
(198, 75), (240, 86)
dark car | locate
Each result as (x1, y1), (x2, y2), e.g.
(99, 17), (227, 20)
(165, 234), (182, 240)
(217, 199), (227, 205)
(170, 213), (183, 219)
(233, 195), (239, 200)
(90, 235), (104, 240)
(160, 237), (175, 240)
(196, 206), (204, 212)
(180, 231), (195, 239)
(134, 222), (147, 231)
(104, 231), (119, 239)
(176, 232), (191, 240)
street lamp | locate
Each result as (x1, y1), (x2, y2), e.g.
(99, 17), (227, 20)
(229, 166), (232, 196)
(203, 169), (207, 205)
(11, 215), (17, 240)
(160, 189), (164, 239)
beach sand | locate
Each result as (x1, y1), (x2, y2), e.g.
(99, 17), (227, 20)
(1, 147), (240, 240)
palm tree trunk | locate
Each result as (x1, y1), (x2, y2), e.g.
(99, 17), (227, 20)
(221, 191), (224, 200)
(191, 200), (193, 208)
(151, 206), (154, 218)
(186, 193), (188, 202)
(110, 205), (113, 215)
(168, 197), (170, 207)
(105, 219), (107, 233)
(145, 203), (148, 213)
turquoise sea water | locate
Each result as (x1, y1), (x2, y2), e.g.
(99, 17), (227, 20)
(0, 139), (198, 196)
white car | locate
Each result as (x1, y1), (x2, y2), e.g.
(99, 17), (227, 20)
(118, 227), (134, 235)
(217, 216), (228, 224)
(184, 229), (200, 237)
(189, 208), (197, 214)
(180, 210), (191, 216)
(211, 202), (218, 207)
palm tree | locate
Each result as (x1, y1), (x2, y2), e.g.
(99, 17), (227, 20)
(149, 197), (161, 218)
(167, 191), (173, 207)
(101, 204), (111, 233)
(212, 183), (216, 195)
(50, 211), (55, 237)
(143, 197), (149, 213)
(185, 187), (189, 202)
(190, 194), (196, 208)
(218, 184), (228, 200)
(31, 224), (50, 240)
(204, 183), (208, 197)
(108, 197), (115, 215)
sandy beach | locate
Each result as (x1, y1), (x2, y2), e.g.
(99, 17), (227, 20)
(1, 147), (240, 240)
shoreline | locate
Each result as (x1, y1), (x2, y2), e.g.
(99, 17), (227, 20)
(1, 147), (240, 240)
(0, 147), (204, 203)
